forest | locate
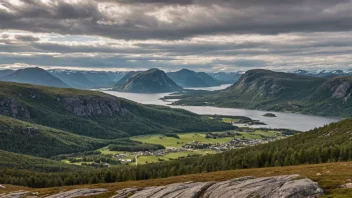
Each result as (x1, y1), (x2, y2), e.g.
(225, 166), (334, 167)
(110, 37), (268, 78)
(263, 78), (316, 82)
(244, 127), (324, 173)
(1, 118), (351, 188)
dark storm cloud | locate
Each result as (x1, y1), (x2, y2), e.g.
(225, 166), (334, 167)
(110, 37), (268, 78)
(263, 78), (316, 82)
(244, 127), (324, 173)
(1, 0), (352, 40)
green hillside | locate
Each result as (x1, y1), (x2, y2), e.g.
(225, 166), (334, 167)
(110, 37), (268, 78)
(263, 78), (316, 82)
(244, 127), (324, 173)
(0, 150), (81, 172)
(0, 82), (232, 139)
(0, 115), (122, 157)
(173, 69), (352, 117)
(1, 116), (351, 188)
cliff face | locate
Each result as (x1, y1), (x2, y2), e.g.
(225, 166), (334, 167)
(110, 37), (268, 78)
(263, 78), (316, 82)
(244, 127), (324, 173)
(0, 98), (31, 121)
(320, 77), (352, 100)
(61, 95), (130, 117)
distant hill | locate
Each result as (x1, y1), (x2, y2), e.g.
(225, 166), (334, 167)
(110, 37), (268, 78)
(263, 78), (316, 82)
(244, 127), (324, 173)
(0, 67), (70, 88)
(113, 68), (183, 93)
(0, 81), (232, 139)
(49, 70), (96, 89)
(167, 69), (222, 87)
(174, 69), (352, 117)
(207, 72), (242, 84)
(0, 69), (14, 77)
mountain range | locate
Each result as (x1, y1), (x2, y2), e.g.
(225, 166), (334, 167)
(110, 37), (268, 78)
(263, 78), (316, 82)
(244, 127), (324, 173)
(113, 68), (183, 93)
(167, 69), (223, 87)
(173, 69), (352, 117)
(293, 69), (352, 78)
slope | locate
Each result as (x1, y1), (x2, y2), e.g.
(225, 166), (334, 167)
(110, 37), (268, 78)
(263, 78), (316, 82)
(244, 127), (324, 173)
(0, 115), (120, 157)
(0, 82), (233, 139)
(113, 68), (183, 93)
(0, 67), (70, 88)
(0, 150), (81, 172)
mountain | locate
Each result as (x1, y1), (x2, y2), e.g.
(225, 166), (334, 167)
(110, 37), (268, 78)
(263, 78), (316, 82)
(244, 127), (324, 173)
(293, 69), (352, 78)
(173, 69), (352, 116)
(0, 67), (70, 88)
(0, 81), (232, 139)
(49, 70), (96, 89)
(167, 69), (222, 87)
(106, 71), (129, 83)
(207, 72), (243, 84)
(0, 69), (14, 77)
(115, 71), (142, 86)
(113, 68), (183, 93)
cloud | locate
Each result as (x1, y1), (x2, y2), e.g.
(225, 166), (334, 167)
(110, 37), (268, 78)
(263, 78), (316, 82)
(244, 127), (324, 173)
(1, 0), (352, 40)
(0, 0), (352, 72)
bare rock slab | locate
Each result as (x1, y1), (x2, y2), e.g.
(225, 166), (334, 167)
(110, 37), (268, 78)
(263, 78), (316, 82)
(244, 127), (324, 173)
(44, 188), (107, 198)
(111, 175), (323, 198)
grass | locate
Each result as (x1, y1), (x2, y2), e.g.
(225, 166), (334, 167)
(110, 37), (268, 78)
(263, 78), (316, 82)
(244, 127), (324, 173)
(3, 162), (352, 197)
(131, 132), (234, 148)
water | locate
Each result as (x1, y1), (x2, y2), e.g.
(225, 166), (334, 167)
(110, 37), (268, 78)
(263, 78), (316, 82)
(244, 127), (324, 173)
(104, 85), (340, 131)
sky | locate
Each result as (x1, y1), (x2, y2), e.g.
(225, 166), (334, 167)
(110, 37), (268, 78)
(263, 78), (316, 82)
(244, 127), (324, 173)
(0, 0), (352, 72)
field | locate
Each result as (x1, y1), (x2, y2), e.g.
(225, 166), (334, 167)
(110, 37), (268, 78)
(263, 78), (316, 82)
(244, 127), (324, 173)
(61, 130), (284, 166)
(2, 162), (352, 197)
(131, 130), (280, 148)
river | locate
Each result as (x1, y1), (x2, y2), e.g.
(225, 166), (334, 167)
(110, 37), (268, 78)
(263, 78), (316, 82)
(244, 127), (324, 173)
(104, 84), (340, 131)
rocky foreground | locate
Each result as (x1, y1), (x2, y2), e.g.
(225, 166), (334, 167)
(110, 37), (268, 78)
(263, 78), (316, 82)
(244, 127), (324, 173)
(0, 174), (324, 198)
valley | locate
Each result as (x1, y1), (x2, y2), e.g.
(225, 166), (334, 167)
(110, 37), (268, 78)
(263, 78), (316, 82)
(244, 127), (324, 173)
(59, 128), (291, 167)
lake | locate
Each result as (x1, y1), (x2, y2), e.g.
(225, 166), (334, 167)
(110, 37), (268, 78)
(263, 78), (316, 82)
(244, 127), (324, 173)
(104, 85), (340, 131)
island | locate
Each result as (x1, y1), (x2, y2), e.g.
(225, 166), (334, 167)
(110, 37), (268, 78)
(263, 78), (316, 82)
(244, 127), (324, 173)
(263, 113), (277, 117)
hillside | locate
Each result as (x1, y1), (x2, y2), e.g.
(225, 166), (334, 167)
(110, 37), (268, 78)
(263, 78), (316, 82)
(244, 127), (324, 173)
(0, 115), (121, 157)
(173, 69), (352, 116)
(167, 69), (222, 87)
(0, 150), (81, 172)
(0, 67), (70, 88)
(49, 70), (96, 89)
(2, 162), (350, 197)
(0, 82), (232, 139)
(113, 68), (183, 93)
(1, 117), (352, 192)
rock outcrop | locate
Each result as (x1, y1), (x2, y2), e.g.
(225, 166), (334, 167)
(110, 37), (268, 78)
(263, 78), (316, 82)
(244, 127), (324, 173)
(44, 188), (108, 198)
(112, 175), (323, 198)
(0, 98), (31, 121)
(62, 96), (130, 117)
